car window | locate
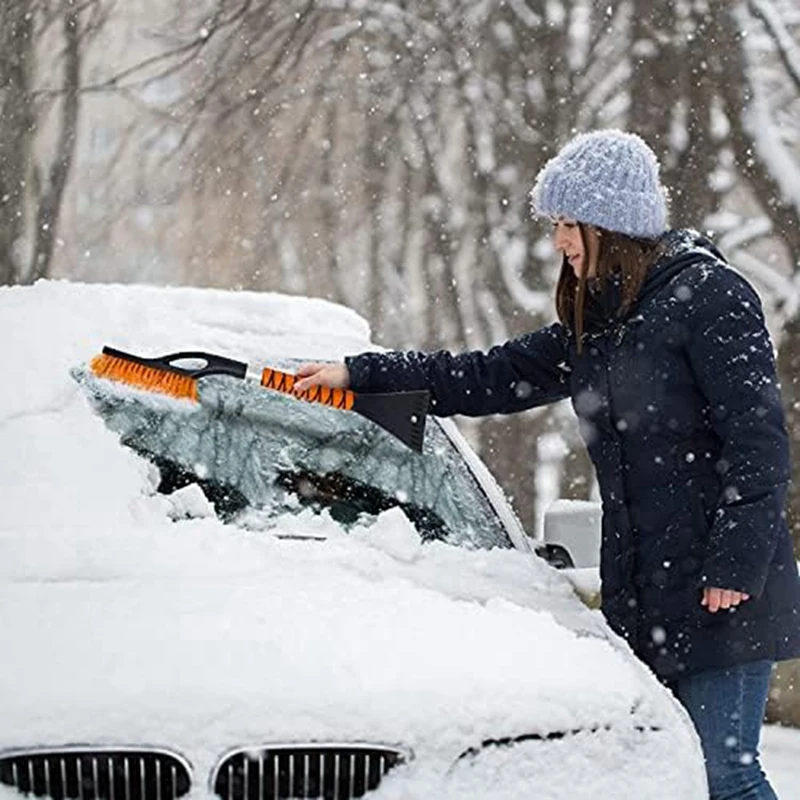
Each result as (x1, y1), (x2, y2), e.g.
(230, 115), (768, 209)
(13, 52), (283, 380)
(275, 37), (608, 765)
(76, 368), (514, 550)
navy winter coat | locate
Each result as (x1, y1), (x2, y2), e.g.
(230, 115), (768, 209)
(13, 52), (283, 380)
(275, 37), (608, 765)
(346, 229), (800, 680)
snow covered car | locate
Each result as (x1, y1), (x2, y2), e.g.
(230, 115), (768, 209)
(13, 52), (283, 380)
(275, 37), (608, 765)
(0, 281), (707, 799)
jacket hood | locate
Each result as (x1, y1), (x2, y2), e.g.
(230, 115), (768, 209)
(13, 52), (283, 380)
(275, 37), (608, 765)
(584, 229), (726, 331)
(638, 228), (727, 305)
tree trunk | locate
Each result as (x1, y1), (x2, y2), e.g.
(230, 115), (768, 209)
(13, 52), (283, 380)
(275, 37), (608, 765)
(28, 1), (81, 284)
(673, 4), (721, 226)
(0, 0), (35, 285)
(627, 2), (718, 229)
(628, 3), (679, 166)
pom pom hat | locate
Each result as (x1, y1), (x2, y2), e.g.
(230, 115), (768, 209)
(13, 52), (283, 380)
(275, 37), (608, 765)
(531, 129), (668, 239)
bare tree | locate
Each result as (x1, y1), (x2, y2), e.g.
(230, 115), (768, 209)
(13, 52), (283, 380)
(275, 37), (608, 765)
(0, 0), (107, 286)
(0, 0), (36, 285)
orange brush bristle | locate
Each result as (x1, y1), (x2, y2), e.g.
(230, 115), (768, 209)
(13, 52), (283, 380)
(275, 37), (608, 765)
(90, 353), (198, 401)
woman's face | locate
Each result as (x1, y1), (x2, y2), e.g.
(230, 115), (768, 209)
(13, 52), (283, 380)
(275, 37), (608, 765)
(551, 217), (600, 278)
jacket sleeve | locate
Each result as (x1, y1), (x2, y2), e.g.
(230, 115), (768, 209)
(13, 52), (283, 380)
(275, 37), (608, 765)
(344, 322), (571, 417)
(685, 264), (791, 598)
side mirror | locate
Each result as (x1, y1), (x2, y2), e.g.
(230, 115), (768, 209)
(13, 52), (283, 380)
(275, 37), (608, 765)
(542, 499), (601, 570)
(533, 543), (575, 569)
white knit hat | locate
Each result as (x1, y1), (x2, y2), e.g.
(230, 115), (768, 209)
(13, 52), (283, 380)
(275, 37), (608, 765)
(531, 129), (668, 238)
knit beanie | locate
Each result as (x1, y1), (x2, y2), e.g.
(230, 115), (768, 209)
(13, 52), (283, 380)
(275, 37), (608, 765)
(530, 129), (668, 239)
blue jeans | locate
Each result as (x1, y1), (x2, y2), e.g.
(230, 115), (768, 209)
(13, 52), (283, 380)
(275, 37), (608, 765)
(669, 660), (778, 800)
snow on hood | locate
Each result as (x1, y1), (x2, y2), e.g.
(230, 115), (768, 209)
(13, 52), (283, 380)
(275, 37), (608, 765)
(0, 510), (647, 745)
(0, 281), (692, 787)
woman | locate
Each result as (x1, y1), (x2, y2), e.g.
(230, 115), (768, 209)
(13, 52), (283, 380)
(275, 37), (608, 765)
(294, 130), (800, 799)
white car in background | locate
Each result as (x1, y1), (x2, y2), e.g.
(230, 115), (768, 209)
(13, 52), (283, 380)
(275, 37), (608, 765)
(0, 281), (706, 799)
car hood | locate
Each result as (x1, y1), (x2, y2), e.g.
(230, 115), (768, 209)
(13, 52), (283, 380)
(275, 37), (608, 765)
(0, 512), (677, 765)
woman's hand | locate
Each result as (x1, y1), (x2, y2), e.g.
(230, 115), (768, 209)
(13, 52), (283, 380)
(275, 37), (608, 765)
(701, 587), (750, 613)
(294, 361), (350, 392)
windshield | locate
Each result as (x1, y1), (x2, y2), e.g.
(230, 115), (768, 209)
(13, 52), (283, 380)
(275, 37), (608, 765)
(75, 367), (514, 550)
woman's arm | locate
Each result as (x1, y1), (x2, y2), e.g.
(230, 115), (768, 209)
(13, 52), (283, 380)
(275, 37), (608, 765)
(685, 263), (791, 599)
(297, 322), (572, 417)
(347, 322), (571, 416)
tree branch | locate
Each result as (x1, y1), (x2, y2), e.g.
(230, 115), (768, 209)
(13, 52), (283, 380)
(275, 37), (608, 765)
(748, 0), (800, 93)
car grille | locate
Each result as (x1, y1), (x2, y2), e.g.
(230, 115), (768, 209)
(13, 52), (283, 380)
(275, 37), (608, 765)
(212, 744), (409, 800)
(0, 747), (191, 800)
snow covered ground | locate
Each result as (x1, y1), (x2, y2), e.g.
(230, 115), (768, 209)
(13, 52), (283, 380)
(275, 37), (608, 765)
(762, 724), (800, 798)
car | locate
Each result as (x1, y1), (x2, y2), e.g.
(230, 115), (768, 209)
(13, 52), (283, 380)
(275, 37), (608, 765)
(0, 280), (707, 799)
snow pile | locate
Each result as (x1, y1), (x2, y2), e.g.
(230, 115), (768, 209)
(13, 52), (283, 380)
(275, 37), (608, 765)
(761, 724), (800, 799)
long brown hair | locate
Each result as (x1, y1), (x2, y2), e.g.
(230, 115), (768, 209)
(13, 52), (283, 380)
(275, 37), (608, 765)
(555, 224), (662, 353)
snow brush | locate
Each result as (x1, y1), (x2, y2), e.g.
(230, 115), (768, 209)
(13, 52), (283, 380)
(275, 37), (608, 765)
(90, 346), (429, 452)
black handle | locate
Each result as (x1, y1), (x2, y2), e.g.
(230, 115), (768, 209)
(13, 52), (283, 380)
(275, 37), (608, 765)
(102, 346), (248, 379)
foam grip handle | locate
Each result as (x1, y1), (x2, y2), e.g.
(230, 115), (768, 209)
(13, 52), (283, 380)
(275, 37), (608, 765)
(261, 368), (355, 411)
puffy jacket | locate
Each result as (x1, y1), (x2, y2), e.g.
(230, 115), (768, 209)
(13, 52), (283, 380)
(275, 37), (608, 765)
(346, 229), (800, 679)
